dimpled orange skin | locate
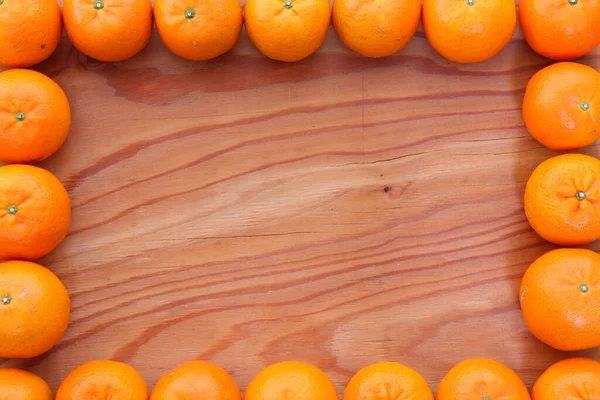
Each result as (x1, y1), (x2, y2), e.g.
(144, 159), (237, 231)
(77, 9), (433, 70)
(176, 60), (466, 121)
(436, 359), (530, 400)
(532, 358), (600, 400)
(57, 360), (148, 400)
(63, 0), (153, 62)
(151, 361), (241, 400)
(422, 0), (516, 63)
(524, 154), (600, 246)
(0, 368), (53, 400)
(0, 0), (62, 68)
(245, 361), (338, 400)
(519, 0), (600, 61)
(0, 164), (71, 261)
(244, 0), (331, 62)
(520, 248), (600, 351)
(332, 0), (421, 58)
(523, 62), (600, 151)
(0, 69), (71, 164)
(343, 362), (433, 400)
(0, 261), (70, 359)
(154, 0), (243, 61)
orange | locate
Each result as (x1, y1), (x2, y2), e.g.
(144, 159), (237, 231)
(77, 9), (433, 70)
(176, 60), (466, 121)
(151, 360), (241, 400)
(524, 154), (600, 246)
(57, 360), (148, 400)
(520, 248), (600, 351)
(532, 358), (600, 400)
(519, 0), (600, 61)
(63, 0), (153, 62)
(0, 368), (53, 400)
(0, 164), (71, 261)
(523, 62), (600, 151)
(0, 261), (70, 359)
(244, 0), (331, 62)
(436, 358), (530, 400)
(343, 361), (433, 400)
(422, 0), (516, 63)
(245, 361), (338, 400)
(332, 0), (421, 58)
(154, 0), (243, 61)
(0, 69), (71, 164)
(0, 0), (62, 68)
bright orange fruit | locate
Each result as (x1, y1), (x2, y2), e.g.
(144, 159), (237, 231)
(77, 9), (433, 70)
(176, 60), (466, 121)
(155, 0), (243, 61)
(436, 359), (530, 400)
(0, 69), (71, 164)
(532, 358), (600, 400)
(523, 62), (600, 151)
(332, 0), (421, 58)
(57, 360), (148, 400)
(0, 368), (53, 400)
(524, 154), (600, 246)
(0, 261), (71, 359)
(245, 0), (331, 62)
(0, 164), (71, 261)
(343, 362), (433, 400)
(245, 361), (338, 400)
(63, 0), (153, 62)
(0, 0), (62, 68)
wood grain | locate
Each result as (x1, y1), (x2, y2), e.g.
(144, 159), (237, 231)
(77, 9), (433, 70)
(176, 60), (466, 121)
(2, 2), (600, 395)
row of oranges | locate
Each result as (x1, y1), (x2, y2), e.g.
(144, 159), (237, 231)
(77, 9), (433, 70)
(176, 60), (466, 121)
(4, 357), (600, 399)
(1, 0), (599, 67)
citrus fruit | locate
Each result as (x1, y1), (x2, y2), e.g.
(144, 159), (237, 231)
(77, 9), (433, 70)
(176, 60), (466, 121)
(520, 248), (600, 351)
(519, 0), (600, 61)
(523, 62), (600, 151)
(151, 360), (241, 400)
(0, 69), (71, 164)
(532, 358), (600, 399)
(63, 0), (153, 62)
(245, 361), (338, 400)
(0, 260), (70, 359)
(154, 0), (243, 61)
(436, 358), (530, 400)
(0, 368), (53, 400)
(422, 0), (516, 63)
(0, 0), (62, 68)
(332, 0), (421, 58)
(524, 154), (600, 246)
(244, 0), (331, 62)
(0, 164), (71, 261)
(343, 361), (433, 400)
(57, 360), (148, 400)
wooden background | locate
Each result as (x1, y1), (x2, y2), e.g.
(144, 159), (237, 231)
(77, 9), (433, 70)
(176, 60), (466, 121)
(2, 1), (600, 395)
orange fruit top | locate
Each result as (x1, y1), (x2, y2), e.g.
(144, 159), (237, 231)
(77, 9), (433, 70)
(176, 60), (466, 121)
(520, 248), (600, 351)
(0, 368), (53, 400)
(532, 358), (600, 400)
(343, 361), (433, 400)
(151, 360), (241, 400)
(524, 154), (600, 246)
(332, 0), (421, 58)
(154, 0), (243, 61)
(245, 361), (338, 400)
(523, 62), (600, 151)
(0, 69), (71, 164)
(244, 0), (331, 62)
(63, 0), (153, 62)
(422, 0), (516, 63)
(436, 358), (530, 400)
(0, 261), (71, 359)
(519, 0), (600, 61)
(0, 0), (62, 68)
(57, 360), (148, 400)
(0, 164), (71, 261)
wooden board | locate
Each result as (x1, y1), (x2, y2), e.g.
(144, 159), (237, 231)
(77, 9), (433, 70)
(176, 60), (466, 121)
(2, 5), (600, 394)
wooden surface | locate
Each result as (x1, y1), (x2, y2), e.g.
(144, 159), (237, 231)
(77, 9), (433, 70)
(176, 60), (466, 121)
(2, 7), (600, 395)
